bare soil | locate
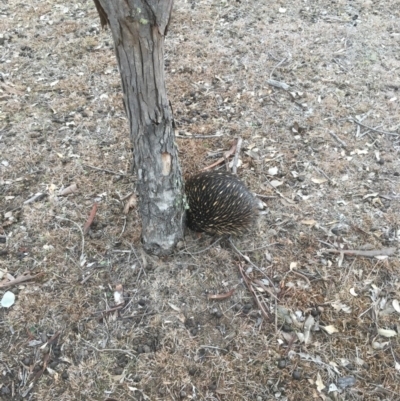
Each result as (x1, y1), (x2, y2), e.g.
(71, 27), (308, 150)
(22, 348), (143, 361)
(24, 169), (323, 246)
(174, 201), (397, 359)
(1, 0), (400, 400)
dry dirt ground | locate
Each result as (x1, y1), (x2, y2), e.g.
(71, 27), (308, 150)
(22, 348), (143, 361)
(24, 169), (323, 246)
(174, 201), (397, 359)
(1, 0), (400, 400)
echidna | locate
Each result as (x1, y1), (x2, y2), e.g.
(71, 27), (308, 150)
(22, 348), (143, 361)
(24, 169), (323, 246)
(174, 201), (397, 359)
(185, 171), (257, 235)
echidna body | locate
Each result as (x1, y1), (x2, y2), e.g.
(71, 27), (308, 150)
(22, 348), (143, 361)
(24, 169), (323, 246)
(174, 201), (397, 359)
(185, 171), (257, 235)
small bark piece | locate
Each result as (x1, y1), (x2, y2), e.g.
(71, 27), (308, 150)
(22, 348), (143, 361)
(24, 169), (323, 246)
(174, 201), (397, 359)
(83, 203), (98, 235)
(208, 289), (235, 300)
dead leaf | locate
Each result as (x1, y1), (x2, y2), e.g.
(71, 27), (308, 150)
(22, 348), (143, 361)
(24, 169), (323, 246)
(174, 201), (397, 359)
(303, 315), (315, 344)
(168, 303), (181, 312)
(316, 372), (325, 392)
(300, 219), (316, 226)
(349, 288), (358, 297)
(59, 183), (77, 196)
(1, 291), (15, 308)
(354, 148), (368, 155)
(392, 299), (400, 314)
(377, 328), (397, 338)
(320, 325), (339, 335)
(270, 180), (283, 188)
(311, 177), (327, 184)
(123, 194), (138, 214)
(114, 284), (124, 306)
(268, 166), (278, 176)
(372, 341), (389, 350)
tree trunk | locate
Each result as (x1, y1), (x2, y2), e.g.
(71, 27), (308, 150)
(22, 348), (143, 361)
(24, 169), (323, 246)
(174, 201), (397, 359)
(94, 0), (184, 255)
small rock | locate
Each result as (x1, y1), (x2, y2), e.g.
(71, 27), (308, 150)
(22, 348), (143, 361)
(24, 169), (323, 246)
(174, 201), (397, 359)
(113, 367), (123, 375)
(278, 359), (287, 369)
(337, 376), (356, 389)
(292, 370), (302, 380)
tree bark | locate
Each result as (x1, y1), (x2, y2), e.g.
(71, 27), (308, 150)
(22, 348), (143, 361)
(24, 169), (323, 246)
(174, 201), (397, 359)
(94, 0), (184, 255)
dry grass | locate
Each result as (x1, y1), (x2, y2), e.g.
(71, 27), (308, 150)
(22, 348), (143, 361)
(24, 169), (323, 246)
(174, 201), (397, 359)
(1, 0), (400, 400)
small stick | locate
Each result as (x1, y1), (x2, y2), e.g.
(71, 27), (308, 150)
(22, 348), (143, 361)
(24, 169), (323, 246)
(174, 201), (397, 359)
(267, 79), (290, 91)
(239, 242), (279, 253)
(83, 163), (126, 176)
(328, 131), (347, 148)
(80, 272), (94, 285)
(46, 331), (61, 346)
(175, 134), (224, 139)
(202, 142), (237, 171)
(350, 118), (398, 136)
(238, 263), (272, 320)
(56, 216), (85, 260)
(263, 178), (297, 205)
(0, 272), (44, 289)
(24, 193), (46, 204)
(83, 203), (98, 235)
(199, 345), (228, 352)
(82, 340), (137, 359)
(92, 305), (124, 315)
(269, 58), (287, 80)
(322, 247), (396, 257)
(254, 194), (276, 200)
(208, 289), (235, 300)
(229, 238), (275, 289)
(313, 165), (332, 182)
(286, 270), (311, 286)
(232, 137), (243, 175)
(179, 237), (223, 255)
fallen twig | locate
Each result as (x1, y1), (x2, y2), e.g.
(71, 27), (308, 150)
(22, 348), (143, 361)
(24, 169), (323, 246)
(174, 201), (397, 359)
(238, 263), (272, 321)
(202, 141), (237, 171)
(82, 339), (137, 359)
(208, 289), (235, 300)
(328, 131), (347, 148)
(267, 79), (290, 91)
(229, 238), (274, 282)
(83, 163), (126, 176)
(349, 118), (399, 136)
(313, 165), (332, 183)
(46, 331), (61, 346)
(80, 272), (94, 284)
(178, 237), (223, 255)
(263, 178), (297, 206)
(269, 58), (287, 80)
(231, 137), (243, 175)
(93, 305), (125, 315)
(285, 270), (311, 286)
(322, 247), (396, 258)
(175, 134), (224, 139)
(24, 193), (47, 204)
(56, 216), (85, 261)
(29, 353), (50, 384)
(0, 272), (44, 289)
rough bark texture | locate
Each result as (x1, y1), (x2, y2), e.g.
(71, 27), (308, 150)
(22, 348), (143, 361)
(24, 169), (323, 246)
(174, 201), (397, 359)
(95, 0), (184, 255)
